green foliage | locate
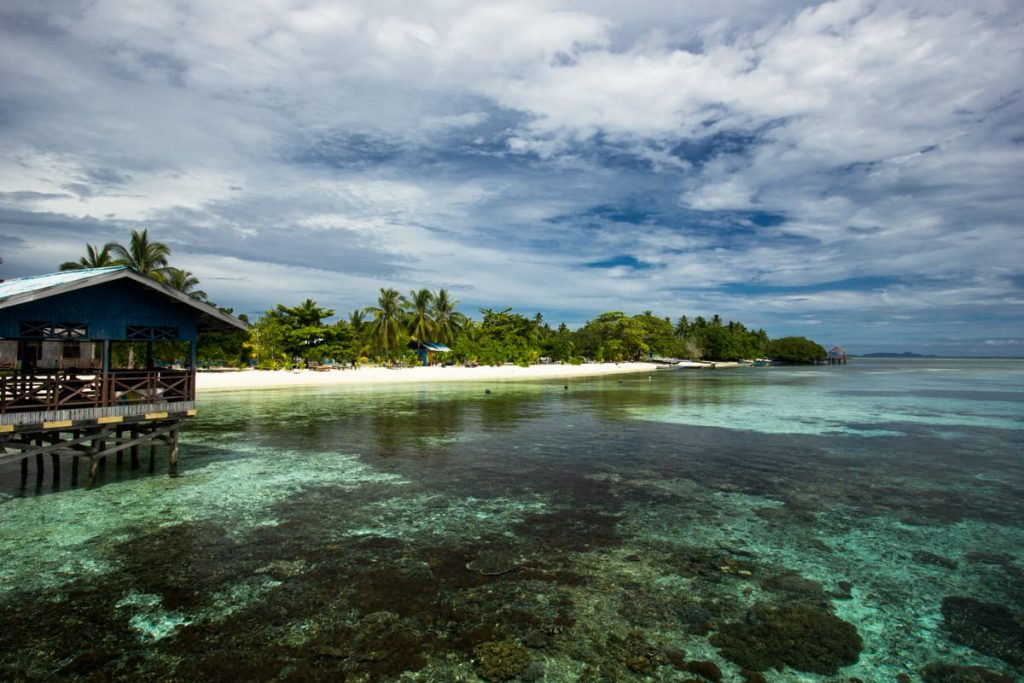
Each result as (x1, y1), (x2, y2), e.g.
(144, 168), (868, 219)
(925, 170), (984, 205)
(673, 315), (769, 361)
(60, 243), (116, 271)
(164, 267), (208, 301)
(766, 336), (827, 363)
(575, 311), (686, 361)
(106, 228), (172, 281)
(249, 299), (353, 367)
(403, 288), (435, 343)
(196, 310), (250, 367)
(365, 287), (406, 361)
(431, 288), (465, 346)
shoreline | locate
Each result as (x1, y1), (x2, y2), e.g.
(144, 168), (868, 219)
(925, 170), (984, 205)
(195, 362), (659, 393)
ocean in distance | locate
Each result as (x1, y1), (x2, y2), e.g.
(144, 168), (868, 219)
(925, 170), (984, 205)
(1, 358), (1021, 681)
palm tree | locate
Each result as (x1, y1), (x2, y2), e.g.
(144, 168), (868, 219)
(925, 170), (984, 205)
(348, 309), (370, 359)
(164, 267), (208, 302)
(348, 309), (366, 336)
(431, 288), (464, 346)
(404, 288), (435, 343)
(107, 228), (171, 281)
(60, 243), (116, 271)
(286, 298), (333, 328)
(365, 287), (406, 361)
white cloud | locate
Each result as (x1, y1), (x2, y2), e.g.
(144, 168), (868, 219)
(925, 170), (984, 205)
(0, 0), (1021, 353)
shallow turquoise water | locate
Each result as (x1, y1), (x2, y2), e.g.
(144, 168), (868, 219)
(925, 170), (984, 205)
(1, 359), (1022, 681)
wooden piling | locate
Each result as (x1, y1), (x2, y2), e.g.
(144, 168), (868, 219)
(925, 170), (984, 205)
(87, 455), (99, 488)
(149, 443), (157, 473)
(71, 455), (80, 486)
(21, 457), (28, 487)
(130, 426), (140, 470)
(51, 452), (61, 488)
(169, 427), (179, 476)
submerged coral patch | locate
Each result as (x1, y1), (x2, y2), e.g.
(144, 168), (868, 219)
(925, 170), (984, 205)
(941, 596), (1024, 667)
(473, 639), (531, 681)
(921, 662), (1016, 683)
(466, 549), (525, 575)
(711, 603), (862, 674)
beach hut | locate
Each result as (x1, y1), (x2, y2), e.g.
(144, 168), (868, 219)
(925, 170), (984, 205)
(410, 341), (452, 366)
(0, 266), (247, 487)
(828, 345), (848, 365)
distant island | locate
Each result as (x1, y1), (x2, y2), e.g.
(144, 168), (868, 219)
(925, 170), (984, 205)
(858, 352), (937, 358)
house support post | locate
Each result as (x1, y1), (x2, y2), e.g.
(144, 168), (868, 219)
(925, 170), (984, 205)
(51, 451), (61, 488)
(169, 427), (179, 476)
(35, 437), (44, 487)
(130, 425), (140, 470)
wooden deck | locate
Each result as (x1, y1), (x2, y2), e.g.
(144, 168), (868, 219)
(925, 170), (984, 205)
(1, 370), (197, 487)
(1, 369), (194, 428)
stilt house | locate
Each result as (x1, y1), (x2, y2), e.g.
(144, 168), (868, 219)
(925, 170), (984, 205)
(828, 345), (849, 365)
(0, 266), (247, 486)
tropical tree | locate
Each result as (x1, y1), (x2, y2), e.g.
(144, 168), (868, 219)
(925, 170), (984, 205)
(249, 299), (340, 367)
(432, 288), (465, 346)
(348, 309), (371, 359)
(107, 228), (171, 280)
(365, 287), (406, 361)
(404, 288), (436, 343)
(164, 268), (208, 301)
(60, 243), (117, 271)
(767, 336), (827, 364)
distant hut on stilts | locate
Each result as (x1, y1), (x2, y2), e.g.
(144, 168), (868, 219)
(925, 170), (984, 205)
(827, 345), (848, 365)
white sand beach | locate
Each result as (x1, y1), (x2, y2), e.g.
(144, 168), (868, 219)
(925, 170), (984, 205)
(195, 362), (658, 393)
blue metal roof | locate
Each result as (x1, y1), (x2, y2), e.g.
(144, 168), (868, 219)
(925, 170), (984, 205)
(0, 266), (246, 333)
(0, 266), (127, 302)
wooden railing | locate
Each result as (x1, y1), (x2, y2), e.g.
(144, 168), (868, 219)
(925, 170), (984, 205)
(0, 369), (195, 415)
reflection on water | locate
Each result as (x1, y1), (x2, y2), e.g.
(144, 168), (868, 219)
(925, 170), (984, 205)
(1, 359), (1022, 681)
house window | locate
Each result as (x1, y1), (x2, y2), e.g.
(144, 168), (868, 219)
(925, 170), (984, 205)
(18, 321), (88, 339)
(62, 341), (81, 359)
(125, 325), (179, 341)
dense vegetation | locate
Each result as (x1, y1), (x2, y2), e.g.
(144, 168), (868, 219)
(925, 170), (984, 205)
(766, 336), (828, 364)
(58, 232), (829, 368)
(235, 295), (824, 369)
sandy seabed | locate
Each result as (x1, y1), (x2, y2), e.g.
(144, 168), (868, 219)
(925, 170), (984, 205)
(195, 362), (658, 393)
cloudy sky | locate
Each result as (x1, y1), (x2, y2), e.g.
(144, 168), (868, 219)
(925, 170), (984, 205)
(1, 0), (1022, 355)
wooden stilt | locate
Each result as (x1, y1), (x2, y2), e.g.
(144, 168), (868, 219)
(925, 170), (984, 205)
(87, 455), (99, 488)
(51, 452), (61, 488)
(168, 427), (179, 476)
(130, 426), (140, 470)
(115, 426), (124, 466)
(71, 455), (80, 486)
(35, 451), (44, 486)
(149, 443), (156, 473)
(21, 457), (28, 487)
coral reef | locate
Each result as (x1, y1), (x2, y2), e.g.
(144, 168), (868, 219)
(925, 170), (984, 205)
(684, 659), (723, 680)
(760, 571), (831, 607)
(466, 549), (525, 575)
(473, 640), (531, 681)
(941, 596), (1024, 667)
(711, 603), (862, 674)
(921, 662), (1015, 683)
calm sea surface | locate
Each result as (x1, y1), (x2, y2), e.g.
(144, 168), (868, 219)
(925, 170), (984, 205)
(1, 359), (1022, 681)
